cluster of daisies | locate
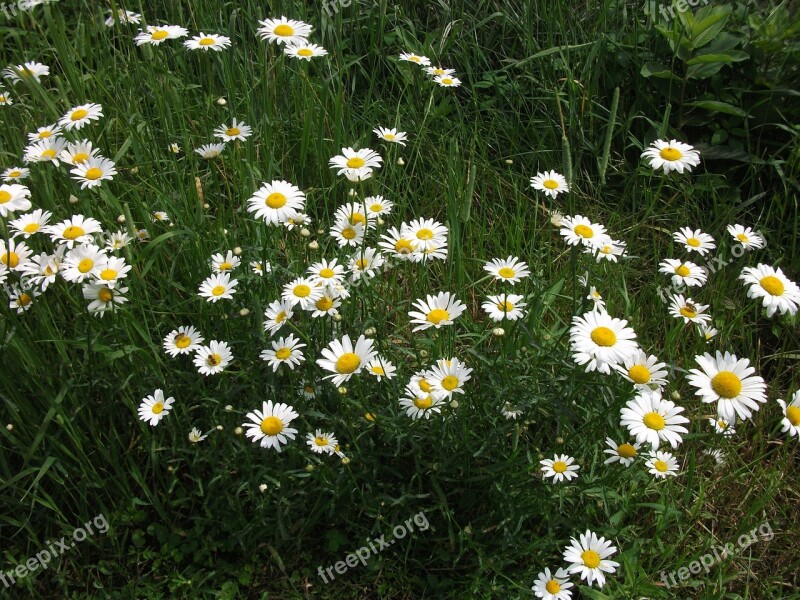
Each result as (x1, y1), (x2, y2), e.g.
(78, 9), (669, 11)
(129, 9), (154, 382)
(532, 530), (620, 596)
(398, 52), (462, 88)
(193, 116), (253, 160)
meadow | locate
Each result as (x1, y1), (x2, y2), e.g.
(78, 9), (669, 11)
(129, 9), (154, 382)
(0, 0), (799, 598)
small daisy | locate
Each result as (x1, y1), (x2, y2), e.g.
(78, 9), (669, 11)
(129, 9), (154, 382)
(540, 454), (580, 483)
(184, 33), (231, 51)
(60, 140), (99, 166)
(45, 215), (102, 249)
(348, 247), (384, 281)
(0, 90), (11, 105)
(425, 65), (456, 77)
(210, 251), (240, 273)
(482, 293), (527, 321)
(2, 167), (30, 182)
(620, 389), (689, 450)
(94, 256), (131, 288)
(603, 438), (641, 467)
(0, 238), (32, 271)
(19, 250), (61, 290)
(434, 75), (461, 87)
(614, 350), (668, 391)
(483, 256), (530, 284)
(104, 230), (133, 251)
(259, 334), (307, 372)
(709, 417), (736, 436)
(329, 147), (383, 181)
(193, 340), (233, 376)
(0, 183), (31, 217)
(134, 25), (188, 45)
(315, 334), (377, 387)
(530, 170), (569, 199)
(739, 264), (800, 318)
(501, 403), (523, 419)
(7, 284), (37, 313)
(532, 567), (573, 600)
(373, 127), (408, 146)
(398, 52), (431, 66)
(247, 180), (305, 226)
(334, 201), (372, 228)
(306, 429), (338, 454)
(70, 156), (117, 189)
(673, 227), (715, 256)
(59, 103), (103, 131)
(137, 390), (174, 426)
(309, 291), (342, 318)
(263, 299), (294, 335)
(10, 209), (51, 240)
(282, 276), (323, 310)
(243, 400), (299, 451)
(641, 139), (701, 174)
(23, 138), (67, 165)
(562, 530), (619, 589)
(659, 258), (707, 287)
(727, 224), (765, 251)
(699, 323), (718, 342)
(251, 260), (272, 275)
(408, 292), (466, 332)
(399, 385), (444, 420)
(188, 427), (208, 443)
(83, 282), (128, 316)
(284, 43), (328, 60)
(586, 287), (605, 311)
(585, 238), (626, 263)
(61, 243), (106, 283)
(195, 143), (225, 159)
(213, 118), (252, 142)
(330, 220), (365, 247)
(366, 356), (397, 381)
(163, 325), (204, 357)
(27, 124), (63, 142)
(688, 351), (767, 423)
(646, 451), (680, 479)
(427, 357), (473, 399)
(569, 310), (638, 374)
(151, 211), (169, 223)
(3, 61), (49, 83)
(559, 215), (610, 248)
(257, 17), (313, 46)
(777, 391), (800, 439)
(365, 195), (394, 216)
(170, 143), (181, 154)
(669, 294), (711, 325)
(105, 9), (141, 27)
(198, 273), (238, 303)
(379, 226), (419, 261)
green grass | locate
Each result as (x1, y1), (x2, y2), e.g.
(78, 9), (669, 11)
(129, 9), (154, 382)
(0, 0), (799, 598)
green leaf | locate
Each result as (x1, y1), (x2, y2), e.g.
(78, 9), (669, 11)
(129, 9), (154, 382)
(640, 62), (679, 80)
(685, 100), (747, 117)
(688, 4), (733, 48)
(686, 51), (748, 65)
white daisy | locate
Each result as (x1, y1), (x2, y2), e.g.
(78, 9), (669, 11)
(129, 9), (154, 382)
(243, 401), (299, 451)
(373, 127), (408, 146)
(44, 215), (102, 248)
(193, 340), (233, 376)
(284, 43), (328, 60)
(3, 61), (49, 83)
(366, 356), (397, 381)
(619, 389), (689, 451)
(195, 143), (225, 159)
(379, 226), (419, 262)
(213, 118), (252, 142)
(739, 264), (800, 318)
(673, 227), (715, 256)
(188, 427), (208, 443)
(316, 334), (377, 387)
(306, 429), (338, 454)
(61, 243), (107, 283)
(257, 17), (313, 45)
(210, 251), (241, 273)
(483, 256), (530, 284)
(60, 140), (99, 166)
(668, 294), (711, 325)
(530, 170), (569, 198)
(198, 273), (238, 303)
(307, 258), (346, 288)
(27, 123), (62, 142)
(727, 224), (765, 251)
(184, 33), (231, 51)
(0, 238), (32, 271)
(427, 357), (473, 400)
(562, 530), (619, 589)
(434, 75), (461, 87)
(659, 258), (707, 287)
(260, 334), (307, 372)
(425, 66), (456, 77)
(602, 438), (641, 467)
(163, 325), (204, 357)
(687, 351), (767, 423)
(408, 292), (466, 332)
(134, 25), (188, 45)
(708, 417), (736, 437)
(94, 256), (131, 289)
(399, 385), (444, 420)
(348, 247), (384, 281)
(0, 183), (31, 217)
(481, 293), (527, 322)
(59, 103), (103, 131)
(501, 403), (523, 419)
(777, 391), (800, 439)
(398, 52), (431, 66)
(365, 195), (394, 216)
(559, 215), (610, 248)
(403, 217), (448, 254)
(641, 139), (701, 174)
(8, 284), (37, 313)
(2, 167), (30, 181)
(137, 390), (175, 426)
(328, 147), (382, 181)
(540, 454), (580, 483)
(70, 156), (117, 189)
(646, 450), (680, 479)
(585, 238), (626, 263)
(263, 299), (294, 335)
(330, 220), (365, 247)
(282, 276), (323, 310)
(569, 310), (638, 374)
(246, 180), (305, 225)
(613, 350), (668, 391)
(83, 282), (128, 316)
(105, 9), (141, 27)
(532, 567), (573, 600)
(23, 137), (67, 165)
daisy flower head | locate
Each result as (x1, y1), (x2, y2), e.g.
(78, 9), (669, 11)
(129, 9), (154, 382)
(195, 143), (225, 159)
(659, 258), (707, 288)
(334, 201), (373, 229)
(243, 400), (299, 451)
(135, 25), (188, 45)
(434, 74), (461, 87)
(60, 140), (99, 166)
(614, 350), (668, 391)
(673, 226), (715, 256)
(365, 195), (393, 217)
(309, 290), (342, 318)
(398, 52), (431, 66)
(59, 103), (103, 131)
(93, 256), (131, 288)
(587, 286), (605, 311)
(251, 260), (272, 276)
(70, 156), (117, 189)
(247, 180), (305, 226)
(188, 427), (208, 443)
(366, 356), (397, 381)
(163, 325), (204, 357)
(501, 403), (523, 419)
(373, 127), (408, 146)
(3, 61), (49, 83)
(408, 292), (466, 332)
(559, 215), (610, 248)
(198, 272), (238, 303)
(484, 256), (530, 284)
(563, 530), (619, 589)
(585, 238), (626, 263)
(105, 9), (141, 27)
(104, 230), (133, 251)
(137, 389), (174, 426)
(646, 450), (680, 479)
(307, 258), (345, 288)
(688, 351), (767, 423)
(739, 264), (800, 318)
(193, 340), (233, 376)
(403, 217), (448, 253)
(20, 249), (63, 291)
(777, 391), (800, 439)
(425, 65), (456, 77)
(603, 438), (641, 467)
(330, 220), (365, 248)
(399, 385), (444, 420)
(482, 293), (527, 322)
(709, 417), (736, 437)
(0, 89), (11, 105)
(263, 299), (294, 336)
(699, 323), (718, 343)
(379, 226), (420, 262)
(61, 243), (106, 283)
(259, 334), (306, 372)
(83, 282), (128, 316)
(0, 238), (32, 271)
(348, 247), (384, 282)
(151, 211), (169, 224)
(0, 183), (31, 217)
(257, 17), (313, 46)
(540, 454), (580, 483)
(45, 215), (102, 249)
(8, 282), (39, 312)
(28, 124), (63, 142)
(530, 170), (569, 199)
(569, 310), (638, 374)
(669, 294), (711, 325)
(284, 43), (328, 60)
(316, 334), (377, 387)
(23, 137), (67, 165)
(727, 224), (765, 251)
(620, 388), (689, 451)
(532, 567), (573, 600)
(427, 357), (473, 399)
(210, 250), (240, 273)
(641, 139), (701, 174)
(213, 118), (252, 142)
(307, 429), (338, 454)
(329, 147), (382, 181)
(3, 167), (30, 182)
(184, 33), (231, 51)
(282, 276), (323, 310)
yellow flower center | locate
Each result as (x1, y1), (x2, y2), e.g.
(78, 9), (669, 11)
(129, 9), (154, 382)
(426, 308), (450, 325)
(786, 406), (800, 427)
(218, 262), (233, 271)
(293, 284), (311, 298)
(433, 68), (445, 75)
(63, 225), (85, 240)
(0, 191), (10, 203)
(174, 334), (191, 349)
(275, 348), (292, 360)
(72, 152), (90, 164)
(349, 213), (366, 225)
(199, 37), (216, 46)
(552, 461), (568, 473)
(581, 550), (601, 569)
(543, 179), (559, 189)
(8, 170), (21, 177)
(675, 265), (690, 277)
(395, 239), (413, 254)
(441, 375), (459, 391)
(151, 29), (169, 40)
(42, 149), (57, 159)
(18, 293), (32, 306)
(316, 296), (333, 311)
(441, 78), (453, 85)
(628, 365), (651, 384)
(1, 251), (19, 268)
(618, 443), (637, 458)
(151, 402), (164, 414)
(274, 24), (294, 36)
(497, 267), (515, 279)
(409, 56), (421, 63)
(84, 167), (103, 180)
(384, 133), (395, 139)
(654, 460), (669, 472)
(355, 258), (369, 270)
(760, 275), (784, 296)
(70, 109), (88, 121)
(659, 147), (682, 161)
(211, 285), (226, 296)
(315, 436), (328, 446)
(260, 416), (282, 435)
(98, 288), (113, 302)
(686, 237), (701, 247)
(77, 258), (94, 273)
(711, 371), (742, 399)
(335, 352), (361, 374)
(416, 228), (434, 240)
(590, 326), (616, 347)
(23, 223), (39, 233)
(545, 580), (561, 594)
(413, 396), (432, 409)
(680, 306), (697, 319)
(736, 233), (749, 243)
(275, 311), (287, 323)
(497, 301), (514, 312)
(342, 227), (357, 240)
(38, 131), (52, 139)
(206, 353), (222, 366)
(643, 412), (666, 430)
(319, 268), (335, 279)
(266, 192), (286, 209)
(346, 157), (365, 169)
(226, 127), (240, 137)
(418, 379), (433, 393)
(297, 48), (313, 57)
(100, 269), (118, 281)
(370, 365), (385, 375)
(574, 224), (593, 238)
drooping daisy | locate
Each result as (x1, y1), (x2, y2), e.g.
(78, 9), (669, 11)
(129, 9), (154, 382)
(59, 103), (103, 131)
(0, 90), (11, 105)
(739, 264), (800, 318)
(398, 52), (431, 66)
(104, 9), (141, 27)
(569, 310), (638, 374)
(3, 61), (49, 83)
(399, 385), (444, 420)
(243, 400), (299, 451)
(777, 391), (800, 439)
(23, 137), (67, 165)
(585, 238), (626, 263)
(483, 256), (530, 284)
(727, 224), (765, 251)
(83, 282), (128, 316)
(246, 180), (305, 225)
(7, 284), (37, 313)
(365, 195), (394, 217)
(257, 17), (313, 45)
(60, 140), (99, 166)
(27, 123), (63, 142)
(307, 258), (346, 288)
(184, 33), (231, 51)
(530, 170), (569, 199)
(641, 139), (701, 174)
(328, 147), (382, 181)
(45, 215), (102, 249)
(138, 390), (175, 426)
(646, 451), (680, 479)
(195, 143), (225, 159)
(163, 325), (204, 357)
(425, 65), (456, 77)
(94, 256), (131, 288)
(260, 334), (307, 372)
(659, 258), (707, 287)
(0, 238), (32, 271)
(379, 226), (419, 261)
(19, 250), (62, 291)
(193, 340), (233, 376)
(210, 250), (241, 273)
(348, 247), (384, 281)
(134, 25), (188, 45)
(70, 156), (117, 189)
(404, 217), (448, 253)
(330, 220), (365, 247)
(373, 127), (408, 146)
(2, 167), (30, 182)
(540, 454), (580, 483)
(282, 276), (323, 310)
(687, 351), (767, 423)
(586, 287), (605, 311)
(699, 323), (718, 342)
(306, 429), (338, 454)
(366, 356), (397, 381)
(501, 403), (523, 419)
(482, 293), (527, 322)
(427, 357), (473, 399)
(669, 294), (711, 325)
(316, 334), (377, 387)
(61, 243), (106, 283)
(619, 389), (689, 450)
(434, 75), (461, 87)
(263, 299), (294, 335)
(104, 230), (133, 251)
(213, 118), (252, 142)
(602, 438), (641, 467)
(188, 427), (208, 443)
(284, 43), (328, 60)
(559, 215), (610, 248)
(673, 227), (715, 256)
(0, 184), (31, 217)
(614, 350), (668, 391)
(250, 260), (272, 275)
(151, 211), (169, 224)
(562, 530), (619, 589)
(198, 273), (238, 302)
(408, 292), (466, 332)
(708, 417), (736, 437)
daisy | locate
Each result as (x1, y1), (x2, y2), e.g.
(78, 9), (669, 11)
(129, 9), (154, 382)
(19, 250), (62, 291)
(151, 211), (169, 223)
(398, 52), (431, 66)
(260, 334), (306, 372)
(300, 382), (317, 399)
(188, 427), (208, 443)
(309, 291), (342, 318)
(0, 238), (32, 271)
(23, 138), (67, 165)
(688, 351), (767, 423)
(563, 530), (619, 589)
(210, 251), (240, 273)
(373, 127), (408, 146)
(427, 357), (473, 399)
(425, 65), (456, 77)
(184, 33), (231, 51)
(399, 385), (444, 420)
(105, 9), (141, 27)
(243, 400), (299, 451)
(673, 227), (715, 256)
(659, 258), (707, 287)
(263, 299), (294, 335)
(0, 90), (11, 105)
(366, 356), (397, 381)
(316, 334), (377, 387)
(540, 454), (580, 483)
(193, 340), (233, 376)
(434, 75), (461, 87)
(134, 25), (188, 45)
(365, 195), (393, 216)
(330, 220), (365, 247)
(61, 243), (106, 283)
(0, 183), (31, 217)
(282, 276), (323, 310)
(284, 43), (328, 60)
(198, 273), (238, 302)
(501, 403), (523, 419)
(603, 438), (641, 467)
(70, 156), (117, 189)
(8, 284), (37, 313)
(60, 140), (99, 166)
(27, 124), (62, 142)
(646, 450), (680, 479)
(709, 417), (736, 436)
(482, 293), (526, 321)
(328, 147), (382, 181)
(669, 294), (711, 325)
(699, 323), (718, 342)
(247, 180), (305, 225)
(257, 17), (313, 45)
(59, 103), (103, 131)
(614, 350), (668, 390)
(213, 118), (252, 142)
(739, 264), (800, 318)
(408, 292), (466, 332)
(163, 325), (204, 357)
(195, 143), (225, 159)
(530, 170), (569, 198)
(483, 256), (530, 284)
(334, 201), (372, 228)
(3, 61), (49, 83)
(348, 247), (384, 281)
(379, 226), (419, 261)
(2, 167), (30, 181)
(532, 567), (573, 600)
(777, 391), (800, 439)
(620, 389), (689, 450)
(587, 287), (605, 311)
(83, 282), (128, 316)
(307, 258), (346, 288)
(137, 390), (174, 426)
(307, 429), (338, 454)
(94, 256), (131, 288)
(403, 217), (448, 253)
(559, 215), (610, 248)
(251, 260), (272, 275)
(642, 139), (701, 174)
(727, 224), (765, 251)
(43, 216), (100, 250)
(569, 310), (638, 374)
(104, 230), (133, 251)
(585, 238), (626, 263)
